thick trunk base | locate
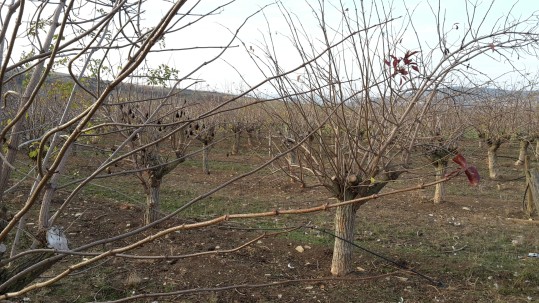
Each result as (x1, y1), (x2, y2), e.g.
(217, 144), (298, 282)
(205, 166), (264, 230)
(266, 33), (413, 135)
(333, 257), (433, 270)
(433, 161), (447, 204)
(144, 183), (161, 225)
(231, 131), (241, 155)
(515, 140), (529, 166)
(331, 204), (357, 276)
(487, 148), (499, 180)
(525, 159), (539, 216)
(202, 144), (211, 175)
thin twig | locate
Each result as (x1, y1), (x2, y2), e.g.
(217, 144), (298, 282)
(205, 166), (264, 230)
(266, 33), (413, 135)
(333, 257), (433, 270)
(443, 245), (468, 253)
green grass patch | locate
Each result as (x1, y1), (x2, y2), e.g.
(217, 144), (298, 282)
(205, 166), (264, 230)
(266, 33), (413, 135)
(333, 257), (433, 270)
(182, 158), (255, 173)
(81, 179), (144, 205)
(160, 190), (269, 218)
(283, 227), (334, 246)
(464, 127), (480, 139)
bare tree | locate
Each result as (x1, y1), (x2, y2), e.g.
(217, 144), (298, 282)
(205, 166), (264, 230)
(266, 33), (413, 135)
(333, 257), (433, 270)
(105, 83), (190, 224)
(416, 89), (465, 203)
(0, 0), (256, 294)
(187, 95), (224, 174)
(226, 98), (266, 155)
(251, 0), (539, 275)
(471, 89), (520, 179)
(513, 90), (539, 166)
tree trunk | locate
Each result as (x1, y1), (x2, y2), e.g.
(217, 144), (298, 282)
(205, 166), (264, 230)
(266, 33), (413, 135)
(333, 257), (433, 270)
(331, 204), (357, 276)
(487, 144), (500, 180)
(267, 131), (272, 156)
(0, 2), (64, 202)
(289, 149), (298, 165)
(231, 130), (241, 155)
(141, 151), (184, 225)
(247, 129), (257, 147)
(514, 140), (529, 166)
(525, 158), (539, 216)
(433, 160), (447, 204)
(247, 132), (253, 147)
(144, 177), (161, 225)
(39, 145), (74, 230)
(37, 20), (111, 229)
(287, 149), (298, 184)
(328, 171), (401, 276)
(202, 143), (211, 174)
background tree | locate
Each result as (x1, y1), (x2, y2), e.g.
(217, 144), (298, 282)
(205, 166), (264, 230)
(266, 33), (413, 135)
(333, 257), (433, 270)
(415, 89), (466, 204)
(226, 97), (266, 155)
(471, 89), (520, 179)
(105, 82), (190, 224)
(187, 94), (224, 175)
(512, 89), (539, 166)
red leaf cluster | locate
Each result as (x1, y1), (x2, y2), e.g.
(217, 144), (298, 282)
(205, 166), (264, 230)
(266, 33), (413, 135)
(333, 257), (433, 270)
(385, 50), (419, 84)
(451, 153), (480, 186)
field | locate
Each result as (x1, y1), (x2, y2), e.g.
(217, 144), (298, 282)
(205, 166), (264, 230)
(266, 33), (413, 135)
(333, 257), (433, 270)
(9, 137), (539, 303)
(5, 1), (539, 302)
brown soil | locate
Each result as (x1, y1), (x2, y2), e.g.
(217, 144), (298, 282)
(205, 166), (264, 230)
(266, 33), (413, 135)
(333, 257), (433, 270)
(7, 141), (539, 303)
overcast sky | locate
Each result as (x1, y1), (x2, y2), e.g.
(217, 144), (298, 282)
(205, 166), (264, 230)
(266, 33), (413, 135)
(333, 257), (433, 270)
(147, 0), (539, 94)
(6, 0), (539, 94)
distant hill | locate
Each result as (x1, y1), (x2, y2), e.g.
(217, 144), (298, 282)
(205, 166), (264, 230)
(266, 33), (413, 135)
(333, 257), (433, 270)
(2, 70), (237, 102)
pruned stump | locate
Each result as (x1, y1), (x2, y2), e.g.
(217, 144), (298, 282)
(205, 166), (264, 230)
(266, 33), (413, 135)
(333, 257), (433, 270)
(525, 167), (539, 216)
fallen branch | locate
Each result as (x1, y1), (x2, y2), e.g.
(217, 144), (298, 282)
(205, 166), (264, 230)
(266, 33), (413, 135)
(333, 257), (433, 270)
(443, 245), (468, 253)
(506, 218), (539, 225)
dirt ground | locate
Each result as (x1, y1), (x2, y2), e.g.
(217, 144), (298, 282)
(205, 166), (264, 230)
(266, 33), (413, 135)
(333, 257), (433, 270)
(7, 140), (539, 303)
